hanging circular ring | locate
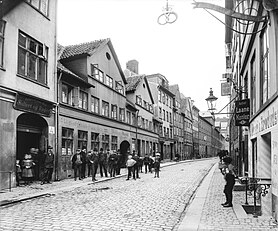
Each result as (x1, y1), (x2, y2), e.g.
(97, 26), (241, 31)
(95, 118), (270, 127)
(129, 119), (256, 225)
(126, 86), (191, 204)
(157, 11), (178, 25)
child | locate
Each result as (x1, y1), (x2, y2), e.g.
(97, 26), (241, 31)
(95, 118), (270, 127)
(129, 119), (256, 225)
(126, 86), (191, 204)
(154, 154), (161, 178)
(126, 155), (136, 180)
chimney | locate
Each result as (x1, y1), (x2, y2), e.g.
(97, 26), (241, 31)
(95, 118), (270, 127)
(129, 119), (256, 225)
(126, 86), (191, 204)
(126, 60), (139, 74)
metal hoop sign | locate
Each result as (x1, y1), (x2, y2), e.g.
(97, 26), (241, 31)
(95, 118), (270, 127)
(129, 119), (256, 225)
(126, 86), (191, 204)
(157, 0), (178, 25)
(157, 11), (178, 25)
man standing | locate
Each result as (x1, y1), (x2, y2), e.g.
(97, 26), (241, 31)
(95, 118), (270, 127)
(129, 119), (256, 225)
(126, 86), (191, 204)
(99, 148), (108, 177)
(115, 149), (122, 175)
(41, 145), (54, 184)
(88, 148), (99, 181)
(80, 146), (87, 179)
(132, 150), (140, 179)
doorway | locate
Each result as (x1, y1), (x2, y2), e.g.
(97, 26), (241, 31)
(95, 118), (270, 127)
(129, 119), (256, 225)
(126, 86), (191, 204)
(120, 140), (130, 167)
(17, 113), (48, 180)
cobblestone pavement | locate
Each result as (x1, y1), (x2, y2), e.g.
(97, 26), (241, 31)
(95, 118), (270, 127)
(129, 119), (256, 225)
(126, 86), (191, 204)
(0, 159), (215, 231)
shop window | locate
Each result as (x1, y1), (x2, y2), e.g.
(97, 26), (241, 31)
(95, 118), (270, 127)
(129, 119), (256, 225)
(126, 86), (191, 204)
(102, 134), (109, 151)
(78, 130), (88, 149)
(26, 0), (49, 16)
(91, 132), (99, 151)
(0, 20), (6, 68)
(62, 127), (73, 155)
(91, 96), (99, 114)
(111, 136), (117, 151)
(102, 100), (109, 117)
(17, 31), (48, 85)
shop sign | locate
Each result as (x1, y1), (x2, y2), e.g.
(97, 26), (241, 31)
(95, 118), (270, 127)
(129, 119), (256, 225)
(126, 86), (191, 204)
(14, 93), (53, 117)
(235, 99), (250, 126)
(271, 130), (278, 196)
(221, 82), (231, 96)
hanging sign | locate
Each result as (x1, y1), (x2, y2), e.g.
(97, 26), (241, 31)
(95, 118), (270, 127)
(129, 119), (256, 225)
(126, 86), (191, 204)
(235, 99), (250, 126)
(221, 82), (231, 96)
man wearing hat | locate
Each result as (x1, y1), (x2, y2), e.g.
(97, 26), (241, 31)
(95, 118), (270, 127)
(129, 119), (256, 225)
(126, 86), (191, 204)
(41, 145), (54, 184)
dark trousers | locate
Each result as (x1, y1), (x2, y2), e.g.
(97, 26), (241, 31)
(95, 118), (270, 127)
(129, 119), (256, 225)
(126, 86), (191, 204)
(127, 166), (135, 179)
(42, 168), (53, 183)
(81, 163), (86, 178)
(87, 163), (92, 176)
(134, 165), (140, 178)
(91, 163), (98, 180)
(99, 162), (108, 177)
(224, 183), (235, 205)
(144, 164), (151, 173)
(116, 164), (121, 175)
(74, 164), (82, 180)
(109, 164), (117, 177)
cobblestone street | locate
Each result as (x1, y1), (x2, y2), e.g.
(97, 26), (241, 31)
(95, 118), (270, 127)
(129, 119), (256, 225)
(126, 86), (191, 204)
(0, 159), (215, 231)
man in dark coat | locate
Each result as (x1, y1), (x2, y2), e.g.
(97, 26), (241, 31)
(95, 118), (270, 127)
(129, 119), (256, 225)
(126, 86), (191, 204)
(132, 150), (140, 179)
(88, 148), (99, 181)
(99, 148), (108, 177)
(108, 150), (118, 177)
(41, 145), (54, 184)
(80, 146), (87, 179)
(115, 149), (122, 175)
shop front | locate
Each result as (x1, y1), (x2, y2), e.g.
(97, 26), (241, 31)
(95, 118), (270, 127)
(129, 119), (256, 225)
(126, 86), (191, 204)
(249, 97), (278, 220)
(0, 92), (55, 189)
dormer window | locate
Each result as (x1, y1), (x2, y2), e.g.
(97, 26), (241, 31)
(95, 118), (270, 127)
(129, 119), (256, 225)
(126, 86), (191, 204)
(115, 81), (124, 94)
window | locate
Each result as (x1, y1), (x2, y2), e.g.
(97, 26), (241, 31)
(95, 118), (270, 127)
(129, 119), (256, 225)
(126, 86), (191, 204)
(145, 119), (149, 130)
(111, 104), (117, 119)
(91, 96), (99, 114)
(143, 100), (147, 109)
(115, 81), (124, 94)
(91, 64), (104, 82)
(158, 90), (161, 102)
(251, 55), (256, 115)
(0, 20), (5, 68)
(142, 118), (145, 129)
(169, 113), (172, 123)
(163, 109), (165, 121)
(132, 113), (136, 126)
(260, 27), (270, 104)
(166, 111), (169, 122)
(17, 32), (48, 84)
(62, 128), (73, 155)
(91, 132), (100, 151)
(26, 0), (49, 16)
(102, 101), (109, 117)
(166, 95), (168, 106)
(159, 107), (162, 118)
(126, 111), (131, 124)
(79, 90), (88, 110)
(119, 108), (125, 122)
(106, 75), (113, 88)
(136, 95), (142, 106)
(61, 83), (74, 105)
(78, 130), (88, 150)
(149, 105), (154, 113)
(138, 116), (142, 127)
(111, 136), (117, 151)
(162, 93), (165, 104)
(102, 134), (109, 151)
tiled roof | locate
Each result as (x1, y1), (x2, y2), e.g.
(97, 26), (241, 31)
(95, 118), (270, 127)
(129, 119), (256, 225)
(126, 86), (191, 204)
(126, 75), (144, 92)
(60, 39), (108, 59)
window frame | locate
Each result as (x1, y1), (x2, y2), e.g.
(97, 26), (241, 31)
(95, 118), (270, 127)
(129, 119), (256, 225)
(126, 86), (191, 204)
(61, 83), (74, 106)
(17, 31), (48, 85)
(78, 130), (88, 150)
(91, 132), (100, 151)
(102, 100), (109, 117)
(78, 89), (88, 110)
(91, 96), (100, 114)
(111, 104), (118, 119)
(61, 127), (73, 156)
(91, 64), (104, 83)
(105, 74), (113, 88)
(0, 20), (6, 68)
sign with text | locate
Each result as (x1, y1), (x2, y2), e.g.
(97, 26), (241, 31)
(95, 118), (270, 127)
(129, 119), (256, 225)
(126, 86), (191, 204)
(235, 99), (250, 126)
(221, 82), (231, 96)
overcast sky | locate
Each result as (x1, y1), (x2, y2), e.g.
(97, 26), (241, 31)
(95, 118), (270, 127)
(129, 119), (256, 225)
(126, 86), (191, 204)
(57, 0), (229, 114)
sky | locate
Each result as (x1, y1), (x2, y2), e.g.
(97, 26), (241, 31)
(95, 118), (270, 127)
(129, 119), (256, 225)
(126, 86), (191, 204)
(57, 0), (229, 115)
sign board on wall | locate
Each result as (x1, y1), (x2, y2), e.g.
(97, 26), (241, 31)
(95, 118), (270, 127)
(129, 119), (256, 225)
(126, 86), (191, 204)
(271, 130), (278, 196)
(235, 99), (250, 126)
(221, 82), (231, 96)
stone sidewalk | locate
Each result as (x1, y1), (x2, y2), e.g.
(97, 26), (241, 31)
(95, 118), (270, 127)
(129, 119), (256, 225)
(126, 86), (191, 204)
(178, 164), (278, 231)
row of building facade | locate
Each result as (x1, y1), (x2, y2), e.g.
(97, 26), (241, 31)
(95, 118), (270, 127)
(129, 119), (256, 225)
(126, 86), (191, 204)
(223, 0), (278, 221)
(0, 0), (225, 189)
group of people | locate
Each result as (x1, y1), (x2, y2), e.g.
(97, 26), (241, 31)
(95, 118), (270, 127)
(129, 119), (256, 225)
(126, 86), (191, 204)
(71, 147), (122, 181)
(16, 146), (55, 186)
(218, 151), (236, 208)
(126, 151), (161, 180)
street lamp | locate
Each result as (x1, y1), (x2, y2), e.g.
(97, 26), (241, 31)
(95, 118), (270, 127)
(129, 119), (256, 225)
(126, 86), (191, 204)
(205, 88), (218, 114)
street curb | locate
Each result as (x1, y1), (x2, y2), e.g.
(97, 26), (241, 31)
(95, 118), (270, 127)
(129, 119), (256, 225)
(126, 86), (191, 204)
(177, 163), (217, 231)
(0, 158), (216, 207)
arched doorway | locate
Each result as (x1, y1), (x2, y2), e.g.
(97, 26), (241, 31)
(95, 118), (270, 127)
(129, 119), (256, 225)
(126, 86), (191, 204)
(120, 140), (130, 167)
(17, 113), (48, 180)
